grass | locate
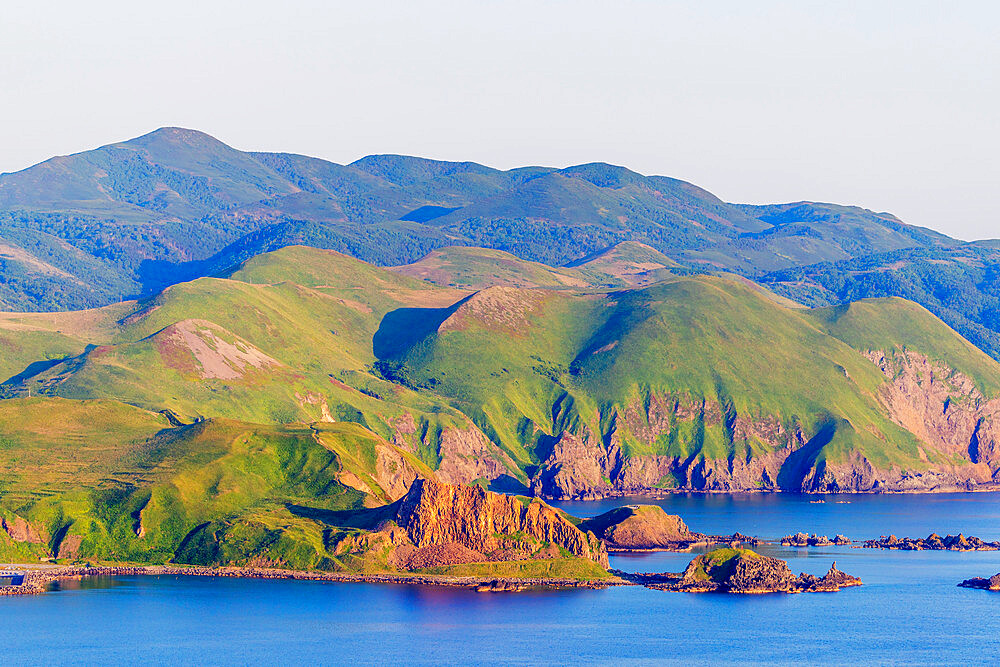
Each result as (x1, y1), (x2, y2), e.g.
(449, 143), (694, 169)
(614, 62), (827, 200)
(2, 244), (1000, 568)
(807, 297), (1000, 396)
(686, 547), (759, 582)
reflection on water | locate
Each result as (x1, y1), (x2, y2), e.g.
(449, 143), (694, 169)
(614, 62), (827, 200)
(2, 494), (1000, 665)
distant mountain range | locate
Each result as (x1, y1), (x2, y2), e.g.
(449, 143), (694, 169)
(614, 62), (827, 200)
(1, 127), (998, 358)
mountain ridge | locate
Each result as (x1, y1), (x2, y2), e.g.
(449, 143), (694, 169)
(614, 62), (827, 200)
(2, 126), (999, 368)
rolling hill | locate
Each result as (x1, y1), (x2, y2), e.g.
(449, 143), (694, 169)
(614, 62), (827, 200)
(0, 127), (959, 312)
(3, 244), (1000, 566)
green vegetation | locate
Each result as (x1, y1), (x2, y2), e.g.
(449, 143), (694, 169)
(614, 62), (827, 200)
(382, 272), (961, 474)
(2, 243), (1000, 569)
(2, 126), (970, 338)
(766, 245), (1000, 362)
(685, 547), (759, 583)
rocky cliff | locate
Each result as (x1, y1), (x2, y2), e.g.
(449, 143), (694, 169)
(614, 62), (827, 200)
(578, 505), (697, 550)
(392, 479), (608, 568)
(527, 352), (1000, 498)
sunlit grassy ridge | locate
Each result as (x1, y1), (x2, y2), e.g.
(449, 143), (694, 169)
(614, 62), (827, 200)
(385, 273), (994, 472)
(807, 297), (1000, 396)
(2, 244), (1000, 568)
(390, 241), (683, 291)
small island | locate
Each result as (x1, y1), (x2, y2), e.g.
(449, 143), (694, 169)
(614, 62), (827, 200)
(958, 573), (1000, 591)
(864, 534), (1000, 551)
(577, 505), (757, 552)
(616, 548), (862, 594)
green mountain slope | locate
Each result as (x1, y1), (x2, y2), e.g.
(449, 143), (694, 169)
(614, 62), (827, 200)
(0, 128), (960, 319)
(5, 245), (1000, 499)
(761, 243), (1000, 361)
(3, 244), (1000, 567)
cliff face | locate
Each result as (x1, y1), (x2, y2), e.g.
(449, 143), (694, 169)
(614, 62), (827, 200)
(390, 416), (518, 487)
(865, 350), (1000, 473)
(393, 479), (608, 567)
(526, 352), (1000, 498)
(1, 516), (46, 544)
(578, 505), (696, 549)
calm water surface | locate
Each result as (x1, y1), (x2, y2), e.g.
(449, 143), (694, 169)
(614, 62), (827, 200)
(4, 493), (1000, 666)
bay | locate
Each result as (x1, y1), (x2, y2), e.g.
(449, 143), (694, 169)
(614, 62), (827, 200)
(4, 493), (1000, 665)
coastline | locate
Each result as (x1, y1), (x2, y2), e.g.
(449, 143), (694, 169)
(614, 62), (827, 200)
(545, 484), (1000, 501)
(0, 564), (630, 597)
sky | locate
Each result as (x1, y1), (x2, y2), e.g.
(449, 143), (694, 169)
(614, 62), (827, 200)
(1, 0), (997, 240)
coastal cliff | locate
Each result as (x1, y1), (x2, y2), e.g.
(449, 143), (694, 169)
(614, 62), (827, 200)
(393, 479), (608, 567)
(526, 350), (1000, 498)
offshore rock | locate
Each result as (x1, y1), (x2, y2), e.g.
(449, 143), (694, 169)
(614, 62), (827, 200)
(958, 573), (1000, 591)
(864, 533), (1000, 551)
(576, 505), (757, 551)
(781, 533), (852, 547)
(578, 505), (697, 550)
(626, 548), (862, 594)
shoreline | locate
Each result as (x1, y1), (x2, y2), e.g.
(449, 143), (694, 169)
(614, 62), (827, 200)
(0, 564), (630, 597)
(545, 484), (1000, 501)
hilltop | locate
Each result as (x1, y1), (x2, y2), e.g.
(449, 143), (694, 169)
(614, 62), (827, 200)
(0, 128), (955, 309)
(2, 244), (1000, 565)
(2, 245), (1000, 501)
(389, 241), (680, 290)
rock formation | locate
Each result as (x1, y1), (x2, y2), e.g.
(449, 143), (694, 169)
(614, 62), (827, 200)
(958, 573), (1000, 591)
(578, 505), (696, 550)
(391, 479), (608, 568)
(864, 533), (1000, 551)
(577, 505), (757, 551)
(1, 516), (46, 544)
(781, 533), (851, 547)
(618, 548), (862, 594)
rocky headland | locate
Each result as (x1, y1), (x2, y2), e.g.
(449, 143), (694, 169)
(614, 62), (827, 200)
(958, 573), (1000, 591)
(615, 548), (862, 594)
(358, 478), (610, 570)
(577, 505), (757, 552)
(863, 534), (1000, 551)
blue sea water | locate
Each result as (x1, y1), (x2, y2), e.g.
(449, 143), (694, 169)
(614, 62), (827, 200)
(4, 493), (1000, 666)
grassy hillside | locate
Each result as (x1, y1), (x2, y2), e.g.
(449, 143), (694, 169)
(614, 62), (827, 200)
(0, 127), (962, 321)
(390, 246), (591, 289)
(762, 243), (1000, 361)
(380, 275), (946, 480)
(0, 248), (499, 478)
(0, 404), (392, 567)
(3, 243), (1000, 569)
(806, 297), (1000, 396)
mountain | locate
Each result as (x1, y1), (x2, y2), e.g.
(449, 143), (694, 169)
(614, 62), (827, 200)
(759, 242), (1000, 360)
(3, 243), (1000, 566)
(0, 127), (958, 314)
(389, 241), (681, 290)
(4, 245), (1000, 498)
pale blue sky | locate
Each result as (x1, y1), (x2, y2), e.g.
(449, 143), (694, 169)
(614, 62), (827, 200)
(1, 1), (997, 239)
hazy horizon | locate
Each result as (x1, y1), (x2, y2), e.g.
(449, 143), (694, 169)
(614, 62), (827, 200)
(2, 1), (997, 241)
